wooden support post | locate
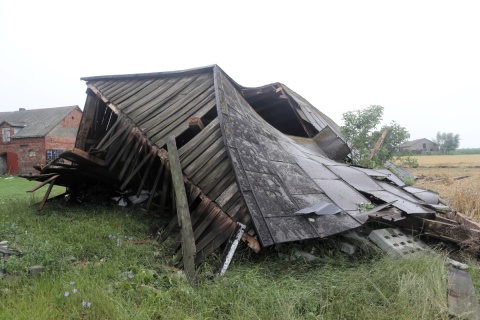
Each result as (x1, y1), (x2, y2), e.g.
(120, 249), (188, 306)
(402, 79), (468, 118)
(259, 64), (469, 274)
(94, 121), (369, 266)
(217, 223), (246, 276)
(38, 178), (56, 211)
(27, 174), (60, 193)
(166, 136), (196, 283)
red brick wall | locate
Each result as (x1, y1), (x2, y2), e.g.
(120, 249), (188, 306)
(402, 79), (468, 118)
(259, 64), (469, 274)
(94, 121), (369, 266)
(58, 108), (82, 128)
(45, 108), (82, 150)
(0, 108), (82, 175)
(13, 137), (45, 175)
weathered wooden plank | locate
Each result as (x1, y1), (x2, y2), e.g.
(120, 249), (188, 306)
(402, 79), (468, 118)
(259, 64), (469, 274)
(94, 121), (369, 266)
(184, 138), (225, 176)
(159, 214), (178, 243)
(215, 181), (240, 209)
(193, 220), (236, 266)
(108, 133), (135, 171)
(443, 211), (480, 231)
(135, 151), (156, 197)
(102, 123), (132, 154)
(149, 96), (216, 145)
(146, 161), (164, 211)
(120, 150), (155, 191)
(141, 77), (214, 135)
(129, 75), (199, 121)
(27, 174), (60, 193)
(198, 159), (231, 194)
(369, 215), (480, 246)
(167, 136), (196, 282)
(118, 78), (174, 112)
(95, 80), (117, 92)
(179, 127), (223, 170)
(185, 183), (202, 207)
(178, 118), (220, 159)
(38, 179), (56, 211)
(226, 197), (245, 220)
(130, 76), (200, 122)
(101, 80), (129, 97)
(103, 80), (136, 101)
(236, 207), (252, 227)
(157, 98), (218, 151)
(118, 139), (142, 180)
(87, 83), (123, 117)
(171, 198), (213, 252)
(124, 143), (146, 183)
(75, 93), (97, 150)
(192, 204), (221, 241)
(88, 80), (108, 90)
(71, 148), (106, 167)
(208, 171), (236, 203)
(111, 79), (156, 106)
(105, 128), (132, 165)
(188, 144), (227, 183)
(157, 162), (170, 214)
(94, 116), (123, 151)
(175, 209), (232, 264)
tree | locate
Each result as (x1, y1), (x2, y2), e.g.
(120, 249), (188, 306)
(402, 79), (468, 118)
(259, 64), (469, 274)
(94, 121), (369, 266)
(434, 132), (460, 154)
(340, 105), (410, 167)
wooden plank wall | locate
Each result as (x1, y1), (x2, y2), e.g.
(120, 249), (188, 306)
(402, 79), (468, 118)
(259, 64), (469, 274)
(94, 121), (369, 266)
(72, 81), (248, 266)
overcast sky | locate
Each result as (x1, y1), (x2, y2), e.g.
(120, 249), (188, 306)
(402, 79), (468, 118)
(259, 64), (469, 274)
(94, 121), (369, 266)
(1, 0), (478, 147)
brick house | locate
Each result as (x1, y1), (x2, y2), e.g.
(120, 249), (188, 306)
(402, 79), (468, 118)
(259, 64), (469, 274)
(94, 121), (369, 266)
(0, 106), (82, 175)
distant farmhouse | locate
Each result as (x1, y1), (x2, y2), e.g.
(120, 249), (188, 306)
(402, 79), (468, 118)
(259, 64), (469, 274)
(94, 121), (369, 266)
(0, 106), (82, 175)
(398, 138), (439, 154)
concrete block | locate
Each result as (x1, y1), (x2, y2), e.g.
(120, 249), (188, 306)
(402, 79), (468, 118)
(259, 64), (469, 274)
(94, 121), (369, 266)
(368, 228), (428, 257)
(339, 242), (356, 255)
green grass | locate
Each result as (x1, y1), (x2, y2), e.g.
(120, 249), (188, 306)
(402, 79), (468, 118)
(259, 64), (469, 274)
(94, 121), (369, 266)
(0, 178), (479, 319)
(0, 175), (65, 202)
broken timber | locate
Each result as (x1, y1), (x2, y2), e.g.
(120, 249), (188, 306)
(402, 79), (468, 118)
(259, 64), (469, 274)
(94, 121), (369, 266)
(167, 136), (196, 282)
(20, 65), (480, 271)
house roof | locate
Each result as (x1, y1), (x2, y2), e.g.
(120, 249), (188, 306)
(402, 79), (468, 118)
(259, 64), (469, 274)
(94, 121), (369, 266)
(399, 138), (437, 148)
(0, 106), (80, 138)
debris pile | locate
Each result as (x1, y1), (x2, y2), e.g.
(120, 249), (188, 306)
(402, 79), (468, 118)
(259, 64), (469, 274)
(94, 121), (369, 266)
(21, 65), (480, 277)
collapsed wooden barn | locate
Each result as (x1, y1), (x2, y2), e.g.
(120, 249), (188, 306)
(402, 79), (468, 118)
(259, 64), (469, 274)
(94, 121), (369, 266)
(23, 65), (480, 270)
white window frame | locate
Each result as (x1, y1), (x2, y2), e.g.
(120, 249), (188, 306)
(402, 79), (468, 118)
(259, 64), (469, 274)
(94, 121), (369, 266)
(2, 128), (11, 142)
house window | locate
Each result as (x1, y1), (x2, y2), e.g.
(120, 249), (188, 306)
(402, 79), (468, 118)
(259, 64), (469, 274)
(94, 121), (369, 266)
(2, 128), (11, 142)
(46, 148), (64, 162)
(422, 143), (426, 150)
(29, 150), (36, 157)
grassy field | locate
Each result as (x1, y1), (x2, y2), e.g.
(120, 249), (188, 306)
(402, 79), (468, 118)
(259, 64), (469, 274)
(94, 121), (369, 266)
(0, 176), (479, 319)
(407, 154), (480, 222)
(409, 154), (480, 168)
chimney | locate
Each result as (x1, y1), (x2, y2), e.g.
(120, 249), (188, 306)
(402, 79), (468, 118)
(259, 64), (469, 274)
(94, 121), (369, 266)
(19, 108), (26, 111)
